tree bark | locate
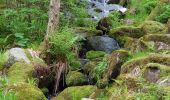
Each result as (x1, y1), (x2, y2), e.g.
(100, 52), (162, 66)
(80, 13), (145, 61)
(42, 0), (60, 64)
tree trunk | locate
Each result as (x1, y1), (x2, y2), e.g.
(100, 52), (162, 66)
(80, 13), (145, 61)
(41, 0), (60, 64)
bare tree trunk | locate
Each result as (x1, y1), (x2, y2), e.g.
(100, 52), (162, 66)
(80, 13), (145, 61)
(41, 0), (60, 64)
(45, 0), (60, 38)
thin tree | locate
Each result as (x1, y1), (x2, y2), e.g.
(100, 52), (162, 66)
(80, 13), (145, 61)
(43, 0), (63, 95)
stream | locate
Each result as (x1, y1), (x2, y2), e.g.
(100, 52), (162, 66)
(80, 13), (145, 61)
(88, 0), (127, 20)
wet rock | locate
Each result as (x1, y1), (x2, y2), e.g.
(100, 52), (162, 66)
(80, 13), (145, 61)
(79, 59), (89, 68)
(87, 36), (120, 53)
(66, 71), (88, 86)
(6, 48), (30, 67)
(52, 85), (97, 100)
(108, 0), (120, 4)
(141, 21), (168, 34)
(97, 49), (129, 88)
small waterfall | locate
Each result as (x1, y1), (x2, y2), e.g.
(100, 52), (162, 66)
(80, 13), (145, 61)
(88, 0), (127, 20)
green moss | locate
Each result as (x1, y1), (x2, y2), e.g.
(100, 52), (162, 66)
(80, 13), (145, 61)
(24, 49), (32, 61)
(86, 50), (106, 60)
(31, 58), (47, 67)
(8, 83), (47, 100)
(141, 21), (168, 34)
(122, 54), (170, 74)
(66, 71), (87, 86)
(141, 34), (170, 44)
(0, 52), (8, 70)
(7, 62), (34, 84)
(69, 59), (81, 71)
(109, 26), (144, 38)
(73, 27), (103, 39)
(53, 85), (97, 100)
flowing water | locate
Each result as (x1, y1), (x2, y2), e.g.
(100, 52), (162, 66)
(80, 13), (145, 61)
(88, 0), (127, 20)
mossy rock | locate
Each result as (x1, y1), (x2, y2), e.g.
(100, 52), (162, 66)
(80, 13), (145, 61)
(141, 21), (168, 34)
(143, 63), (170, 83)
(7, 61), (34, 84)
(24, 49), (47, 67)
(141, 34), (170, 51)
(109, 26), (144, 38)
(96, 17), (112, 34)
(98, 49), (129, 88)
(69, 59), (81, 71)
(121, 54), (170, 75)
(142, 34), (170, 44)
(7, 83), (47, 100)
(86, 50), (106, 60)
(83, 61), (97, 83)
(73, 27), (103, 39)
(66, 71), (87, 86)
(53, 85), (97, 100)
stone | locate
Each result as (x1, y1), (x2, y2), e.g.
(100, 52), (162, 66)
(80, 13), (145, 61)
(6, 48), (30, 67)
(141, 21), (168, 34)
(97, 49), (129, 88)
(87, 36), (120, 53)
(7, 61), (34, 84)
(109, 26), (144, 38)
(66, 71), (87, 86)
(141, 34), (170, 51)
(96, 17), (112, 34)
(52, 85), (97, 100)
(7, 83), (47, 100)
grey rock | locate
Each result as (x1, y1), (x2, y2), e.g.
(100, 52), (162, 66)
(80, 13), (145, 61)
(6, 48), (30, 67)
(87, 36), (120, 53)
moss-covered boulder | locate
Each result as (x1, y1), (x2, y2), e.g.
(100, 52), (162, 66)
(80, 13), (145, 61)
(69, 58), (81, 71)
(7, 83), (47, 100)
(7, 62), (34, 84)
(122, 54), (170, 74)
(144, 63), (170, 83)
(96, 17), (112, 34)
(66, 71), (87, 86)
(86, 50), (106, 60)
(97, 49), (129, 88)
(52, 85), (97, 100)
(121, 53), (170, 83)
(73, 27), (103, 39)
(141, 34), (170, 51)
(141, 21), (168, 34)
(109, 26), (144, 38)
